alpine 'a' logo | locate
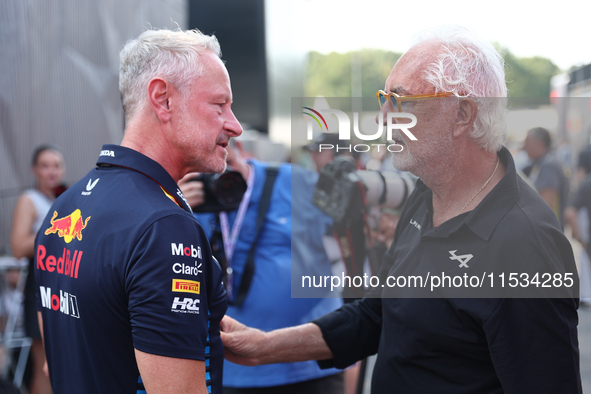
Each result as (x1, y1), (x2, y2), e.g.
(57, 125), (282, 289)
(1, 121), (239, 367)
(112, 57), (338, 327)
(449, 250), (473, 268)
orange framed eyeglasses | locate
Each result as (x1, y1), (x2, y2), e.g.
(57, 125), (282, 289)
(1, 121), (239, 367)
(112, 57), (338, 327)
(376, 90), (455, 112)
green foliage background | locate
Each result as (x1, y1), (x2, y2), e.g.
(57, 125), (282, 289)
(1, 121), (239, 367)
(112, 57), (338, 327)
(304, 46), (560, 98)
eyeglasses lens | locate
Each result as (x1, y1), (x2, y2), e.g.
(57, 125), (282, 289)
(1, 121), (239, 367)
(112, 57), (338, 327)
(378, 92), (386, 107)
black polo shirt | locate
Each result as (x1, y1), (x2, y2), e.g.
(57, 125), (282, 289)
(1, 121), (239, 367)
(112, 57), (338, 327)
(35, 144), (227, 394)
(314, 147), (581, 393)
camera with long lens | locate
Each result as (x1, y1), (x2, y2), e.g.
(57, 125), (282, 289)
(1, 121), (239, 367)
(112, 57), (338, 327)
(312, 156), (415, 298)
(313, 156), (415, 222)
(191, 170), (247, 213)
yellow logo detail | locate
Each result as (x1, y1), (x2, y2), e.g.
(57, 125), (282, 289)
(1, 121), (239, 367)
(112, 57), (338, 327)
(172, 279), (200, 294)
(161, 187), (180, 207)
(44, 210), (91, 243)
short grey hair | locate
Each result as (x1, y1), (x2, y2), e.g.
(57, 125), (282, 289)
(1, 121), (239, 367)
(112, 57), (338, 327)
(119, 28), (221, 124)
(413, 26), (507, 153)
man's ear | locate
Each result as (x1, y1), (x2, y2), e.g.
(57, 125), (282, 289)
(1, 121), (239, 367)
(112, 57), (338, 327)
(148, 78), (172, 123)
(453, 98), (478, 138)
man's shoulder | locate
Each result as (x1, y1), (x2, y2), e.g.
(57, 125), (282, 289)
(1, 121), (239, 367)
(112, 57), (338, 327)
(495, 176), (572, 261)
(53, 166), (194, 230)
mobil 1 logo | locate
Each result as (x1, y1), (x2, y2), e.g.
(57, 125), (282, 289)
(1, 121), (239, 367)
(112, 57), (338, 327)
(39, 286), (80, 318)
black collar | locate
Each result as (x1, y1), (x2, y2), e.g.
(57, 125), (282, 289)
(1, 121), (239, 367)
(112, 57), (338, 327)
(416, 146), (520, 241)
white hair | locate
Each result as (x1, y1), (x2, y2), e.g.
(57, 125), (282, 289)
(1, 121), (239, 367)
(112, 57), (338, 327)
(413, 26), (507, 153)
(119, 28), (221, 124)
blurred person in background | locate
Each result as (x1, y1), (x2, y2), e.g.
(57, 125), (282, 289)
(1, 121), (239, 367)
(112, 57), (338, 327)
(522, 127), (570, 227)
(302, 133), (371, 394)
(0, 267), (26, 335)
(0, 264), (26, 392)
(304, 133), (364, 172)
(304, 133), (400, 393)
(10, 144), (65, 394)
(179, 139), (344, 394)
(565, 147), (591, 304)
(304, 133), (341, 172)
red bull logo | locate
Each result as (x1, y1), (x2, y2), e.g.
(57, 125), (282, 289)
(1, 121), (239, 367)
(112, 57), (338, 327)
(44, 209), (91, 243)
(36, 246), (83, 278)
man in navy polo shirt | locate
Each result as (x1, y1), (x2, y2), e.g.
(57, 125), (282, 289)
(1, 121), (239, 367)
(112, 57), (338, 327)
(35, 29), (241, 393)
(220, 27), (581, 393)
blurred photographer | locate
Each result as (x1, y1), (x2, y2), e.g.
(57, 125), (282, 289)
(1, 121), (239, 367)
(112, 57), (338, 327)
(565, 147), (591, 303)
(312, 154), (414, 301)
(179, 140), (344, 394)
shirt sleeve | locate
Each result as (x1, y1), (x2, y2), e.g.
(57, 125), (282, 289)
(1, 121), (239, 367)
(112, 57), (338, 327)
(311, 233), (404, 369)
(312, 297), (382, 369)
(126, 214), (216, 361)
(484, 298), (581, 393)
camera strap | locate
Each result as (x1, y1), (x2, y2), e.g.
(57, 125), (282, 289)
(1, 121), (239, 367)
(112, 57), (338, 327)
(223, 165), (280, 307)
(219, 164), (255, 300)
(332, 180), (369, 299)
(220, 164), (255, 265)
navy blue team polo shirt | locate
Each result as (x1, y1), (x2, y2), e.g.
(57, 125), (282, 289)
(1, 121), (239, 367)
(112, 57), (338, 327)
(35, 144), (227, 394)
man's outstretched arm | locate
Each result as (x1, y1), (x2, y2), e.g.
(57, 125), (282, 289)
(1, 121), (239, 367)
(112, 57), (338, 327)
(220, 315), (333, 366)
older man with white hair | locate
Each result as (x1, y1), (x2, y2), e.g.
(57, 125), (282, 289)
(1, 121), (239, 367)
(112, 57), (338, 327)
(220, 28), (581, 393)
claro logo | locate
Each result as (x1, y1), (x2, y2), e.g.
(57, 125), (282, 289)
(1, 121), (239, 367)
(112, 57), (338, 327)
(39, 286), (80, 318)
(172, 262), (202, 276)
(171, 243), (202, 259)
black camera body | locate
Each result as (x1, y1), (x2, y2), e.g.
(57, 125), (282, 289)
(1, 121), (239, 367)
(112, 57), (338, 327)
(191, 170), (247, 213)
(313, 156), (415, 222)
(313, 157), (363, 223)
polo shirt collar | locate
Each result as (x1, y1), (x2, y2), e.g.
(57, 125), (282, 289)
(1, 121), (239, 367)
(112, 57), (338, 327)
(417, 146), (520, 241)
(96, 144), (192, 213)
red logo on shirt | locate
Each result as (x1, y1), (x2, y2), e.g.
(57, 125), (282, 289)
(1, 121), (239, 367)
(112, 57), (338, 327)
(36, 245), (83, 278)
(44, 209), (91, 243)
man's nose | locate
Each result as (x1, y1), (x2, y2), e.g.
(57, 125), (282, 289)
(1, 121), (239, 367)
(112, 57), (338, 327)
(225, 110), (243, 137)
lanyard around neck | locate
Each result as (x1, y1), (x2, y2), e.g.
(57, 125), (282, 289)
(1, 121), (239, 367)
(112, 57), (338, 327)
(219, 164), (255, 264)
